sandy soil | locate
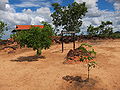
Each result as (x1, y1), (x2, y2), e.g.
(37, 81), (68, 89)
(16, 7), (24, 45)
(0, 39), (120, 90)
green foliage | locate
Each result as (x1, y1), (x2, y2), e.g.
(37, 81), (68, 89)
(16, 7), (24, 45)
(51, 2), (87, 33)
(110, 32), (120, 39)
(87, 21), (113, 37)
(87, 21), (120, 39)
(87, 25), (99, 36)
(13, 23), (53, 55)
(78, 43), (96, 62)
(99, 21), (113, 37)
(0, 21), (7, 39)
(78, 43), (97, 81)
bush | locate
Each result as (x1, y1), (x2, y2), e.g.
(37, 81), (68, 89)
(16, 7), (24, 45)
(13, 23), (54, 56)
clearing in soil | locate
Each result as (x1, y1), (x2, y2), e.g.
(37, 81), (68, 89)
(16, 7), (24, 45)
(0, 39), (120, 90)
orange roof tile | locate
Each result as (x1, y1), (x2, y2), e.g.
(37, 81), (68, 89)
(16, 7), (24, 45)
(16, 25), (44, 30)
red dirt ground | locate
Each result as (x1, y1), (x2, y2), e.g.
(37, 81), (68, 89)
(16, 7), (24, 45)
(0, 39), (120, 90)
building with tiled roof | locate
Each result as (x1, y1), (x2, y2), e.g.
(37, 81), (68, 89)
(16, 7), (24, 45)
(12, 25), (44, 32)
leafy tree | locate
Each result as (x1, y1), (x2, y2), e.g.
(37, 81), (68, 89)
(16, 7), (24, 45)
(87, 21), (113, 37)
(87, 25), (99, 36)
(51, 2), (87, 33)
(13, 23), (53, 56)
(99, 21), (113, 37)
(0, 21), (7, 39)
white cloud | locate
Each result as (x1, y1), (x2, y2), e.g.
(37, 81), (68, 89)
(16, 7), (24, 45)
(22, 7), (52, 23)
(22, 9), (32, 14)
(6, 4), (15, 12)
(0, 0), (120, 39)
(36, 7), (51, 22)
(107, 0), (120, 3)
(0, 7), (51, 26)
(75, 0), (120, 33)
(91, 18), (101, 25)
(75, 0), (98, 9)
(31, 16), (45, 25)
(14, 2), (40, 7)
(13, 0), (61, 8)
(36, 7), (51, 14)
(0, 4), (6, 11)
(0, 1), (15, 12)
(0, 0), (8, 3)
(114, 3), (120, 10)
(107, 0), (120, 10)
(0, 0), (52, 39)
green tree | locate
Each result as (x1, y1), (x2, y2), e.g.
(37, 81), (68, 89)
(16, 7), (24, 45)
(87, 21), (113, 37)
(51, 2), (87, 33)
(13, 23), (53, 56)
(87, 25), (99, 36)
(78, 43), (96, 81)
(0, 21), (7, 39)
(99, 21), (113, 37)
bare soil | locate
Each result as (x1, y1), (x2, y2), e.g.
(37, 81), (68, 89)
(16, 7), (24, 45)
(0, 39), (120, 90)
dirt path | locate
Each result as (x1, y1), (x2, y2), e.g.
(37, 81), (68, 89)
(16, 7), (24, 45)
(0, 40), (120, 90)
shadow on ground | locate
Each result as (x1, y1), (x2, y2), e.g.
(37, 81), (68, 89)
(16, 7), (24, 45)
(60, 75), (104, 90)
(62, 75), (88, 83)
(10, 55), (45, 62)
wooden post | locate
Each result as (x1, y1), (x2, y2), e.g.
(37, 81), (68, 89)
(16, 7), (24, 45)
(61, 31), (64, 53)
(73, 33), (75, 50)
(61, 31), (76, 52)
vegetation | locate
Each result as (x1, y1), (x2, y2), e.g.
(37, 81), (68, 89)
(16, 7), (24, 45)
(65, 43), (97, 81)
(51, 2), (87, 33)
(87, 21), (113, 38)
(0, 21), (7, 39)
(110, 31), (120, 39)
(78, 43), (96, 81)
(13, 22), (53, 56)
(87, 61), (96, 81)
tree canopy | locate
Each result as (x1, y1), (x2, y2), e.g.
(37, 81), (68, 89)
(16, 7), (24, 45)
(0, 21), (7, 39)
(87, 21), (113, 37)
(13, 22), (54, 55)
(51, 2), (87, 33)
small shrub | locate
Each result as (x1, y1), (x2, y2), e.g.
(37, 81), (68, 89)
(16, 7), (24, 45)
(65, 43), (97, 81)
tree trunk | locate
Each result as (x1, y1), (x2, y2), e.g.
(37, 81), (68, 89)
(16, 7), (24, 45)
(37, 48), (42, 56)
(88, 66), (90, 82)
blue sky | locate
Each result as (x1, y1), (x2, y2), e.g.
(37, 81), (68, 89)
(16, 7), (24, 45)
(9, 0), (75, 12)
(97, 0), (115, 11)
(8, 0), (115, 12)
(0, 0), (120, 39)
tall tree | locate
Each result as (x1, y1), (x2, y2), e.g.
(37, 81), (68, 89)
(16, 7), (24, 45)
(0, 21), (7, 39)
(87, 25), (99, 36)
(51, 2), (87, 33)
(99, 21), (113, 36)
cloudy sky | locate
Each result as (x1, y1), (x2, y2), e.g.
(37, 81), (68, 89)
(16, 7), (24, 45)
(0, 0), (120, 39)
